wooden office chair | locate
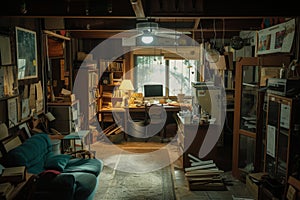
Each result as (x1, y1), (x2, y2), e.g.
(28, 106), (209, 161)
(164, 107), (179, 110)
(144, 104), (167, 142)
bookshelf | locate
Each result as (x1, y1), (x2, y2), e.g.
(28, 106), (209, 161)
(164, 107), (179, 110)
(46, 34), (72, 98)
(73, 61), (100, 130)
(98, 58), (124, 125)
(264, 93), (300, 185)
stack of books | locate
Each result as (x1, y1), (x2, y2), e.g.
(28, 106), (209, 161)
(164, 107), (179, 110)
(185, 154), (226, 191)
(0, 166), (26, 184)
(0, 166), (27, 199)
(0, 182), (14, 200)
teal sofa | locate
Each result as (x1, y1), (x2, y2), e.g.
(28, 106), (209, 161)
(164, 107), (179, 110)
(2, 133), (103, 200)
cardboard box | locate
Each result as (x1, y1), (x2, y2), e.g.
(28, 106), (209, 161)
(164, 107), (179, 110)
(48, 38), (64, 57)
(246, 175), (259, 200)
(260, 67), (281, 86)
(246, 173), (267, 200)
(63, 94), (76, 102)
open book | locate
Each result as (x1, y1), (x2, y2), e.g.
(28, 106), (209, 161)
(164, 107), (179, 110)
(0, 166), (26, 184)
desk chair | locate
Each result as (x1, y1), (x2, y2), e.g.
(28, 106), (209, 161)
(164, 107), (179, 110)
(144, 104), (167, 142)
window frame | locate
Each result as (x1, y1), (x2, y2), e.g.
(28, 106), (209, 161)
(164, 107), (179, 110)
(133, 54), (198, 98)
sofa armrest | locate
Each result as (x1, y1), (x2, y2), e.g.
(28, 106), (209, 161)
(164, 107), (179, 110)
(72, 172), (97, 200)
(34, 172), (75, 200)
(34, 171), (98, 200)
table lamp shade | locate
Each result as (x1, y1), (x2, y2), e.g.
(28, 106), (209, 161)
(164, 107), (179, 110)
(119, 79), (134, 91)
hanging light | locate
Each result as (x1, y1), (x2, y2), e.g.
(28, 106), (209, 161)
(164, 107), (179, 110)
(141, 35), (154, 44)
(205, 48), (220, 63)
(20, 1), (28, 14)
(205, 19), (220, 63)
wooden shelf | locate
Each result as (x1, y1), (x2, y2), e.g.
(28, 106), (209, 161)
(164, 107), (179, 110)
(264, 93), (300, 185)
(99, 58), (125, 123)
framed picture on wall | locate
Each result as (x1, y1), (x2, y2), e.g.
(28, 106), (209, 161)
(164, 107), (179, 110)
(15, 26), (38, 80)
(257, 18), (295, 55)
(7, 96), (19, 128)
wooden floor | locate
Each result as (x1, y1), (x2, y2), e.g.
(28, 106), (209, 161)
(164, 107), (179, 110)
(91, 115), (254, 199)
(91, 139), (255, 200)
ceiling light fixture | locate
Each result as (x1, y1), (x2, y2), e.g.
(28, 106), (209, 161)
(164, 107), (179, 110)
(130, 0), (138, 4)
(141, 35), (154, 44)
(20, 1), (28, 14)
(205, 19), (220, 63)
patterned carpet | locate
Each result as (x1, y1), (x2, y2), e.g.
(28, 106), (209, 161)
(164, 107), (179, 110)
(93, 148), (176, 200)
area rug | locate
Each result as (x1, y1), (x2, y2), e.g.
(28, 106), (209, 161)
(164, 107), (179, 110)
(93, 148), (176, 200)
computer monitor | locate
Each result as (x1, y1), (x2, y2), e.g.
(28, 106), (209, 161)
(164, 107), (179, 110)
(143, 84), (163, 98)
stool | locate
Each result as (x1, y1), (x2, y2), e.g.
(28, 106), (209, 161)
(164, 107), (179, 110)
(50, 139), (61, 155)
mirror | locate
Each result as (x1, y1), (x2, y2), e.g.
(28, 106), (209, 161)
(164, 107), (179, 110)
(16, 26), (38, 80)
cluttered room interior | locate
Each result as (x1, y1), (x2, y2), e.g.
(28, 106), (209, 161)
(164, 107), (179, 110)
(1, 1), (300, 199)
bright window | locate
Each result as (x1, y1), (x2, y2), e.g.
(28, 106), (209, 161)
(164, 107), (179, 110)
(134, 55), (198, 97)
(168, 59), (197, 96)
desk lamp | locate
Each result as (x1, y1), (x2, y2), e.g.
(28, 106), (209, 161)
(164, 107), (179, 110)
(119, 79), (134, 107)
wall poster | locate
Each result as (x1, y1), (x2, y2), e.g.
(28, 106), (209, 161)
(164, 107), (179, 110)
(257, 18), (295, 55)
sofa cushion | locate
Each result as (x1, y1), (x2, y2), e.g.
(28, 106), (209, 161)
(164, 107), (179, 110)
(72, 172), (97, 200)
(3, 133), (52, 174)
(44, 154), (72, 171)
(63, 158), (103, 176)
(2, 132), (102, 200)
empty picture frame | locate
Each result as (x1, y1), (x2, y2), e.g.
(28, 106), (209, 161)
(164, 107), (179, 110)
(15, 26), (38, 80)
(0, 35), (12, 65)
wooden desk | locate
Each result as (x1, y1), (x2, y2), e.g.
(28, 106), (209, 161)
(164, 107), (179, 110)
(176, 114), (220, 169)
(99, 104), (181, 113)
(99, 105), (181, 124)
(99, 104), (181, 140)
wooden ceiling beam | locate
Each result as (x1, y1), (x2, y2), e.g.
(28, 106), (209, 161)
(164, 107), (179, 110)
(194, 18), (200, 30)
(130, 0), (146, 19)
(67, 28), (245, 39)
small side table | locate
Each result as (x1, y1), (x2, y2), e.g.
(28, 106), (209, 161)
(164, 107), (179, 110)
(61, 130), (90, 154)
